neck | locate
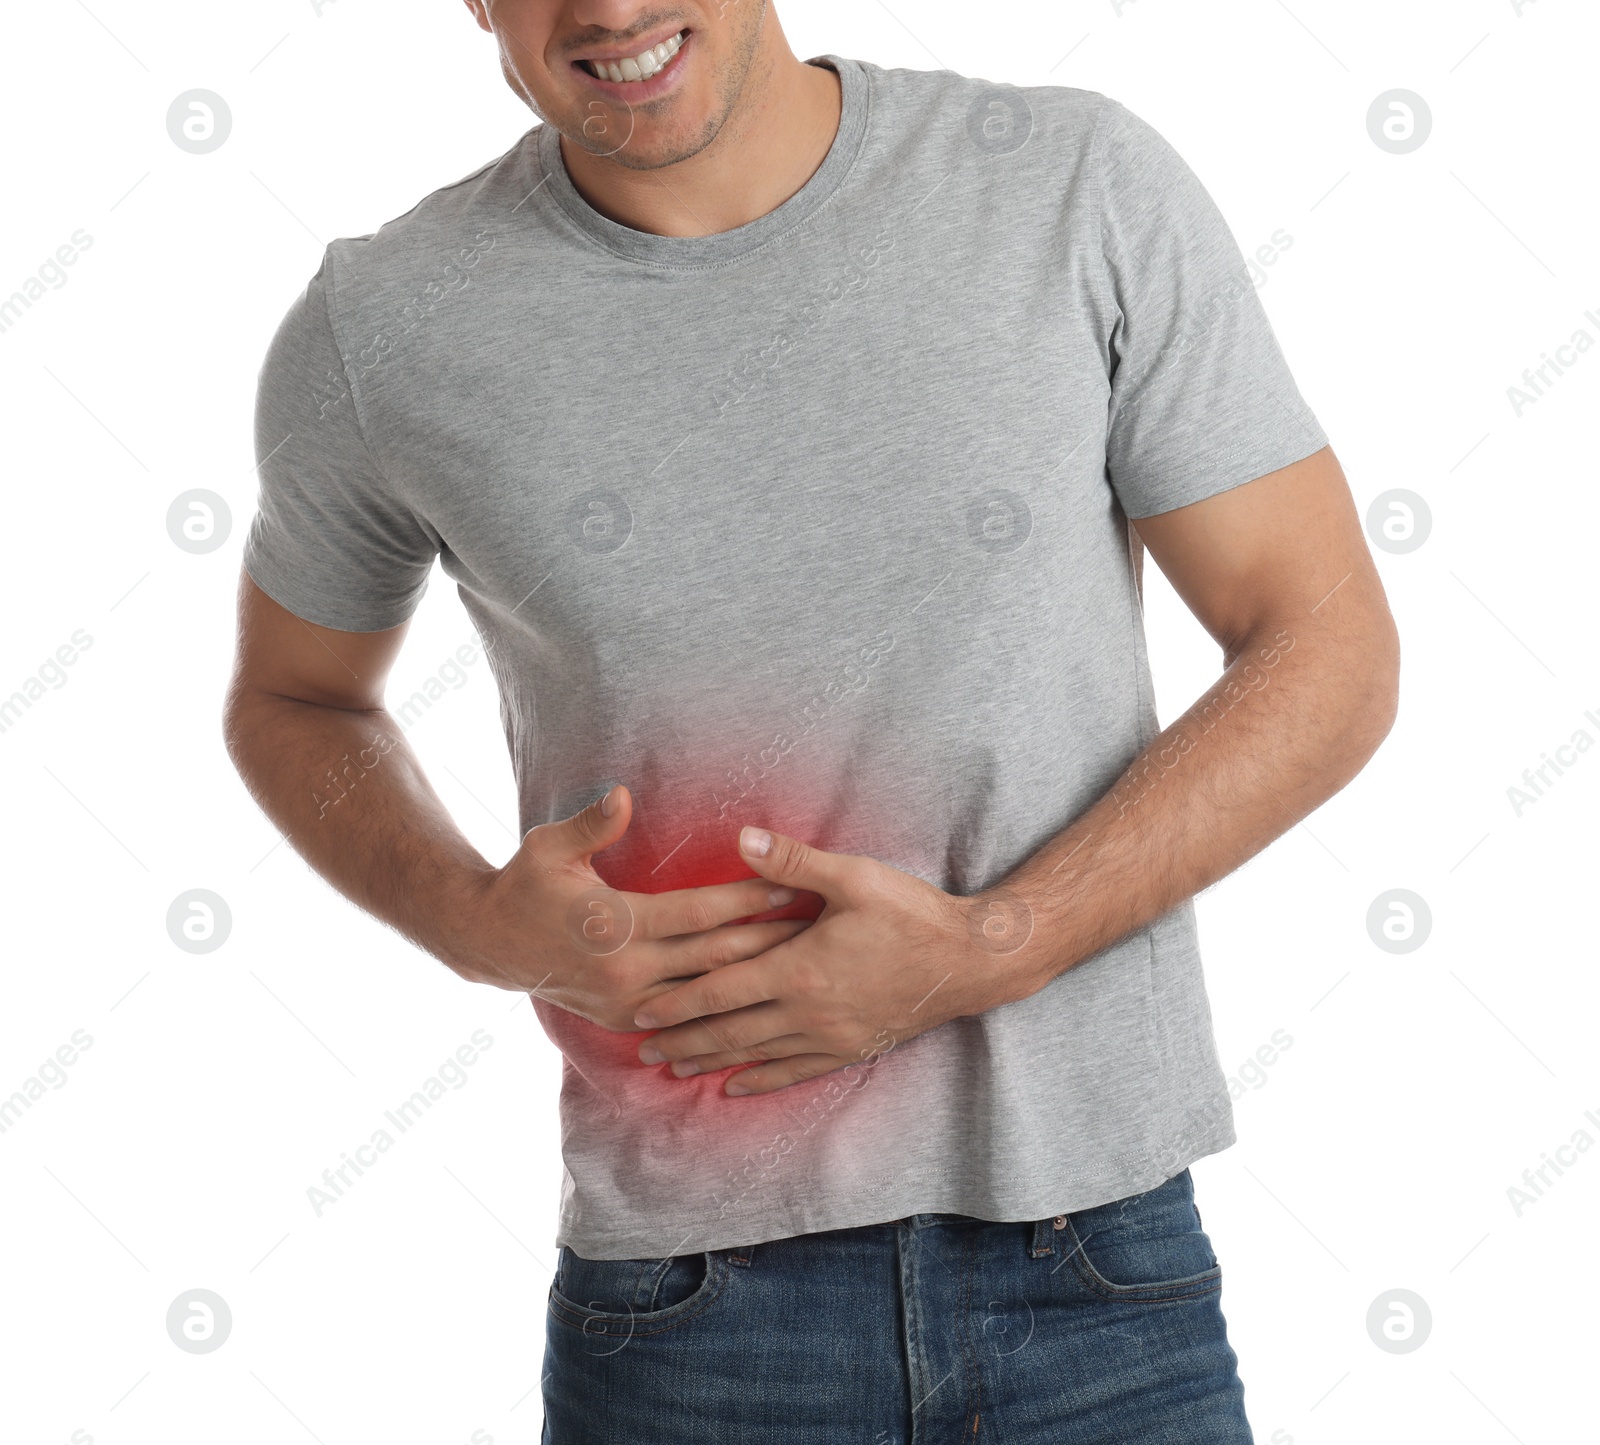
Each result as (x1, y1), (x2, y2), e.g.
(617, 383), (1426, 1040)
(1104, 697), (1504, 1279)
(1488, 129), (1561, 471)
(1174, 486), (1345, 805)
(558, 34), (842, 240)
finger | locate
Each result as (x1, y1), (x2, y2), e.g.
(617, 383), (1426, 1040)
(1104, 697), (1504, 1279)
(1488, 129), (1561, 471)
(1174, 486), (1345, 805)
(736, 826), (850, 898)
(724, 1054), (856, 1097)
(640, 876), (802, 941)
(633, 957), (775, 1030)
(639, 1002), (794, 1066)
(661, 1032), (814, 1077)
(632, 919), (809, 993)
(658, 917), (811, 976)
(526, 783), (630, 869)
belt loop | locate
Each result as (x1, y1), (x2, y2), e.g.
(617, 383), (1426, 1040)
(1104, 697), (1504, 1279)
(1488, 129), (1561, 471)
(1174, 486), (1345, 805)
(1029, 1217), (1057, 1258)
(728, 1240), (757, 1268)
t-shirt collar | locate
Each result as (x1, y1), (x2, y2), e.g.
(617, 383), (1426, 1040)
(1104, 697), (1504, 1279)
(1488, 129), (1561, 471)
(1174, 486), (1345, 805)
(532, 53), (868, 268)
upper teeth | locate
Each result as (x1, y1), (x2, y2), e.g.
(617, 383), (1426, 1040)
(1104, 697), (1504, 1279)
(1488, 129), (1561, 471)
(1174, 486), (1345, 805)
(587, 31), (684, 83)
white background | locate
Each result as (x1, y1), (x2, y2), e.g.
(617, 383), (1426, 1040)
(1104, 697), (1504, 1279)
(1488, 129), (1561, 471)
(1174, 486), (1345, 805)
(1, 1), (1595, 1442)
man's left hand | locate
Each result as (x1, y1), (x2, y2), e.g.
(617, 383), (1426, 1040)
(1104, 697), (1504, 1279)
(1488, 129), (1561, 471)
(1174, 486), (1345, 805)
(632, 826), (1038, 1096)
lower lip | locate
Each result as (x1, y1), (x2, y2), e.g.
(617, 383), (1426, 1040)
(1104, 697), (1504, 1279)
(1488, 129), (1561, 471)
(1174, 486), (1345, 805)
(575, 32), (691, 102)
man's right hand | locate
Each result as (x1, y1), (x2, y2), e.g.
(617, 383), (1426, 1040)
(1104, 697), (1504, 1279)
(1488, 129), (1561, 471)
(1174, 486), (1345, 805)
(452, 783), (814, 1033)
(225, 575), (804, 1034)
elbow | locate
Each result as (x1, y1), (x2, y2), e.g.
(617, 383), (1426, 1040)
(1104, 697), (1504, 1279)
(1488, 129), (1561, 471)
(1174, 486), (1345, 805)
(220, 686), (256, 782)
(221, 672), (278, 781)
(1352, 607), (1402, 762)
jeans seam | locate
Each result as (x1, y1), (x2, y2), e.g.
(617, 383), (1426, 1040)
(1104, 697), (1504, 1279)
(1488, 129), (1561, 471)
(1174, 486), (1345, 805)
(958, 1226), (981, 1431)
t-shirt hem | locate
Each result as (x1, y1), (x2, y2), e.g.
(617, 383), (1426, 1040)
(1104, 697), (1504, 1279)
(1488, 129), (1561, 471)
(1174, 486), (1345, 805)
(1118, 424), (1330, 521)
(554, 1120), (1239, 1260)
(241, 546), (427, 635)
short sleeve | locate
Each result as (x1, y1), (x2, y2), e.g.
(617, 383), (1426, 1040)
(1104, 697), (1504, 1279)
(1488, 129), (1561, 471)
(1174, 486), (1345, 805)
(243, 249), (440, 632)
(1095, 101), (1328, 519)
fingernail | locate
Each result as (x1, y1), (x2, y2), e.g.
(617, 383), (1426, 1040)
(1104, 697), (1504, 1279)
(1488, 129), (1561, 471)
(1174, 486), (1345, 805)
(741, 827), (772, 858)
(600, 786), (618, 817)
(670, 1060), (699, 1078)
(633, 1011), (657, 1029)
(767, 886), (796, 907)
(725, 1077), (753, 1096)
(638, 1043), (664, 1064)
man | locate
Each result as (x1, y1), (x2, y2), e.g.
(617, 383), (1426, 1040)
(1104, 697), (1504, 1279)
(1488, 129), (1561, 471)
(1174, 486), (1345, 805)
(225, 1), (1399, 1439)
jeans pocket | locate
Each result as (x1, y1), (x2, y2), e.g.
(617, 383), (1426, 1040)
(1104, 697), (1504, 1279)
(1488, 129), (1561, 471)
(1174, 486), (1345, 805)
(1057, 1169), (1223, 1303)
(548, 1245), (726, 1338)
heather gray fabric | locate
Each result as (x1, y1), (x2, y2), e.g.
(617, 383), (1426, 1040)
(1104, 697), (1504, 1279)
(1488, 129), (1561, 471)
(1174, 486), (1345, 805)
(245, 54), (1328, 1259)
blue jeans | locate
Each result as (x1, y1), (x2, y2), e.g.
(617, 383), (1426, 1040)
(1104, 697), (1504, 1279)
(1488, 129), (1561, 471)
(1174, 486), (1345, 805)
(540, 1168), (1253, 1442)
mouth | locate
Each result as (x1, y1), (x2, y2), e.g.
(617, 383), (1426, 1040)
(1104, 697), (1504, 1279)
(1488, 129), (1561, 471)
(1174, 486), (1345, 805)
(573, 28), (690, 92)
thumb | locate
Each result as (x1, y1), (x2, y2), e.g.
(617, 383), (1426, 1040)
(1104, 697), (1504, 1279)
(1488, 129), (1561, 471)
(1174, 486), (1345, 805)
(737, 825), (840, 896)
(536, 783), (631, 868)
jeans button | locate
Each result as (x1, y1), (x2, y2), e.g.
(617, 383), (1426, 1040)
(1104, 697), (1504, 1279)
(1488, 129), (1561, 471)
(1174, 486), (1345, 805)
(1053, 1215), (1067, 1230)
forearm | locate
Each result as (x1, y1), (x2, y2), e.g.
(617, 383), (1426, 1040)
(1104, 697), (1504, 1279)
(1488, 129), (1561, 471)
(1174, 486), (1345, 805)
(987, 603), (1399, 1002)
(223, 690), (494, 970)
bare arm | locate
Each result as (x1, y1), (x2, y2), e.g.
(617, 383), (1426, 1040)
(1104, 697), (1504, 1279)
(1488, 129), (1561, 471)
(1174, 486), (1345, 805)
(222, 571), (810, 1027)
(630, 446), (1403, 1092)
(222, 569), (492, 961)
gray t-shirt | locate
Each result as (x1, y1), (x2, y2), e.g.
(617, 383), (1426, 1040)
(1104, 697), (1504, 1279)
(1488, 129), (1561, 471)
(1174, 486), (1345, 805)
(245, 54), (1327, 1259)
